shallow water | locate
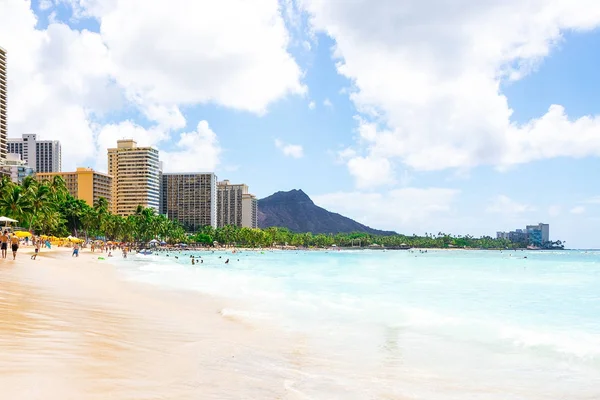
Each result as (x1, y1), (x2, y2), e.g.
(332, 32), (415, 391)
(118, 249), (600, 399)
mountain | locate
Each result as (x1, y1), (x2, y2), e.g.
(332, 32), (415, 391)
(257, 189), (397, 235)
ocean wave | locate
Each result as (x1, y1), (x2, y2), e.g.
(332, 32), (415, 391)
(500, 325), (600, 359)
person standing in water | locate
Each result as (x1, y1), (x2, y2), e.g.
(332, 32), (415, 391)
(10, 234), (19, 260)
(0, 230), (8, 259)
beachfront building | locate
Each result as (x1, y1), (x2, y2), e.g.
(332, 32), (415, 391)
(526, 223), (550, 246)
(216, 180), (258, 228)
(108, 139), (160, 216)
(497, 223), (549, 246)
(161, 173), (217, 230)
(0, 46), (8, 161)
(8, 134), (62, 173)
(0, 153), (34, 183)
(36, 168), (113, 208)
(242, 192), (258, 229)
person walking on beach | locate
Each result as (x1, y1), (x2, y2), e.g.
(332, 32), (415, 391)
(72, 243), (79, 257)
(31, 239), (41, 260)
(0, 230), (8, 259)
(10, 234), (19, 260)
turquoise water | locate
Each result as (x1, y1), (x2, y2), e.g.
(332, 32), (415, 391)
(116, 249), (600, 399)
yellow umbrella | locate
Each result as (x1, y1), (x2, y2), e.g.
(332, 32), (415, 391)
(15, 231), (32, 238)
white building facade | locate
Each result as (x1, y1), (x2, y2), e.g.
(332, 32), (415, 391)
(8, 133), (62, 173)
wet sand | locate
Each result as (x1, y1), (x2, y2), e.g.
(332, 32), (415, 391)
(0, 246), (318, 399)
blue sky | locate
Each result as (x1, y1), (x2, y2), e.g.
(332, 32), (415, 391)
(3, 0), (600, 247)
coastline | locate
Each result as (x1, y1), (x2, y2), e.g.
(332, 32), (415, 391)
(0, 246), (313, 399)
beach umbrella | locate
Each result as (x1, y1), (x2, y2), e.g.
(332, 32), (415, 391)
(14, 231), (32, 238)
(0, 216), (18, 227)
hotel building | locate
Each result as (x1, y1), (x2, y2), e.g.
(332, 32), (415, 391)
(242, 192), (258, 229)
(36, 167), (113, 208)
(497, 223), (550, 246)
(8, 133), (62, 172)
(161, 173), (217, 230)
(108, 139), (160, 216)
(216, 180), (258, 228)
(0, 46), (7, 161)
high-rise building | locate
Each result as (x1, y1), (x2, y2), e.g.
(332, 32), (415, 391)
(216, 180), (258, 228)
(36, 168), (113, 208)
(108, 139), (160, 216)
(526, 223), (550, 245)
(161, 173), (217, 230)
(0, 46), (7, 161)
(0, 153), (34, 183)
(7, 133), (62, 172)
(242, 192), (258, 229)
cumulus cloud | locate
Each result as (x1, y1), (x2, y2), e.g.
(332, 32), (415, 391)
(486, 195), (536, 215)
(1, 0), (304, 171)
(323, 98), (333, 108)
(160, 121), (221, 172)
(300, 0), (600, 186)
(87, 0), (304, 113)
(313, 188), (460, 232)
(308, 101), (316, 110)
(275, 139), (304, 158)
(346, 156), (394, 189)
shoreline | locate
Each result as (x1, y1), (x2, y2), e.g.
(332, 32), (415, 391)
(0, 246), (314, 399)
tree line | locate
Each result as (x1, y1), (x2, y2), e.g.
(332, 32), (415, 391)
(191, 226), (560, 249)
(0, 176), (187, 243)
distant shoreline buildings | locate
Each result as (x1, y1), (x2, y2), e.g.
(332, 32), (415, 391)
(497, 223), (550, 247)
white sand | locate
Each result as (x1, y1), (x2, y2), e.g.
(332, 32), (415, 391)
(0, 246), (318, 399)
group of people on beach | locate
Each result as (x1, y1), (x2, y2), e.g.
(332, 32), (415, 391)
(0, 231), (43, 260)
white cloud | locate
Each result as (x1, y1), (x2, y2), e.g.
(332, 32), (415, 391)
(161, 121), (221, 172)
(486, 195), (536, 214)
(300, 0), (600, 184)
(275, 139), (304, 158)
(38, 0), (53, 10)
(313, 188), (460, 232)
(89, 0), (304, 114)
(346, 156), (394, 189)
(1, 0), (304, 172)
(570, 206), (586, 214)
(323, 98), (333, 108)
(308, 101), (316, 110)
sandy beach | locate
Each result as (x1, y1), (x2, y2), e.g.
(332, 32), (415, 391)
(0, 246), (317, 400)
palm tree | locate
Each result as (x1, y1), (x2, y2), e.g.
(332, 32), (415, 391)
(27, 182), (51, 231)
(0, 185), (33, 224)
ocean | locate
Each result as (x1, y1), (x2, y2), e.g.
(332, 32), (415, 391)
(115, 249), (600, 399)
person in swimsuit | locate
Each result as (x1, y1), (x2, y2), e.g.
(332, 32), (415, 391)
(10, 234), (19, 260)
(31, 238), (41, 260)
(72, 243), (79, 257)
(0, 231), (7, 259)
